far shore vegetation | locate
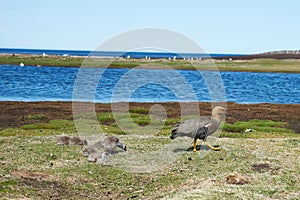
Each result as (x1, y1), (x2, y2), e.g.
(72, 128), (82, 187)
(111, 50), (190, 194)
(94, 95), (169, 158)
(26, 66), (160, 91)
(0, 54), (300, 73)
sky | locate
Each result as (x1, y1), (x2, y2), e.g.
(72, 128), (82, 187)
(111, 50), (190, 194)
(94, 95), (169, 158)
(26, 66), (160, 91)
(1, 0), (299, 54)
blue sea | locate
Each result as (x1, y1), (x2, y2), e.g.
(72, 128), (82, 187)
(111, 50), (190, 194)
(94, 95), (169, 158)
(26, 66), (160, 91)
(0, 48), (244, 59)
(0, 48), (299, 104)
(0, 64), (299, 104)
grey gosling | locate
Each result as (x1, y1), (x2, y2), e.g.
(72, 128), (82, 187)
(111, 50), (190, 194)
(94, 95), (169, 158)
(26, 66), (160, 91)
(82, 136), (127, 162)
(57, 136), (87, 146)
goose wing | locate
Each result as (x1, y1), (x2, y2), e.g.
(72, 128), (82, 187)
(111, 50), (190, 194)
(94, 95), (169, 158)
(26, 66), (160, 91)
(172, 117), (211, 138)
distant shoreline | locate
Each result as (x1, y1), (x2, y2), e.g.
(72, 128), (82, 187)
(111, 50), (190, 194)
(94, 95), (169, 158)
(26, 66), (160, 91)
(0, 48), (246, 59)
(1, 52), (300, 73)
(215, 52), (300, 60)
(1, 48), (300, 60)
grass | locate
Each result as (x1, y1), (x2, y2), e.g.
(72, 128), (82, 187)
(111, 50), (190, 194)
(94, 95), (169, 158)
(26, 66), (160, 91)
(0, 54), (84, 67)
(24, 114), (48, 120)
(222, 119), (295, 138)
(213, 58), (300, 73)
(1, 54), (300, 73)
(21, 119), (75, 130)
(129, 107), (149, 114)
(0, 111), (299, 199)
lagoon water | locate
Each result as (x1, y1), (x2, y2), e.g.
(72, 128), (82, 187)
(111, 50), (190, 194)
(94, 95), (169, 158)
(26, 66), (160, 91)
(0, 64), (299, 104)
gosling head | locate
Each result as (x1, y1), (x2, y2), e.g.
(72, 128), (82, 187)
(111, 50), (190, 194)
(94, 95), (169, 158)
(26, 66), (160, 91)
(106, 136), (127, 151)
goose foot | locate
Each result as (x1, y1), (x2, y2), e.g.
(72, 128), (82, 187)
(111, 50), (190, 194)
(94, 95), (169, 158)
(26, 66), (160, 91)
(204, 141), (221, 151)
(193, 138), (197, 152)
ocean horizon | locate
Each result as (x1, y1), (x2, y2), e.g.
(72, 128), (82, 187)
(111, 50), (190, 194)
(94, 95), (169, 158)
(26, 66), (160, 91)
(0, 48), (246, 59)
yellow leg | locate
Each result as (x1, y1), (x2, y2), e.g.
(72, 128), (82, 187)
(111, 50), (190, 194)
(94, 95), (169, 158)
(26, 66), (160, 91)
(204, 141), (221, 151)
(193, 138), (197, 152)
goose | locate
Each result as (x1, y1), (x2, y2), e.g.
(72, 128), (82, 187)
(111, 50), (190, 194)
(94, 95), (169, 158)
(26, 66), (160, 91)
(170, 106), (225, 152)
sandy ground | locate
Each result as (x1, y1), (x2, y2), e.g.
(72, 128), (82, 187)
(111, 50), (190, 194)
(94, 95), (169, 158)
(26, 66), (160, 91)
(0, 101), (299, 133)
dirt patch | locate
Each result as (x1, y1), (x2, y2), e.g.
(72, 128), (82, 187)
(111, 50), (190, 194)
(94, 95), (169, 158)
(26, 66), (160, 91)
(252, 163), (273, 172)
(0, 101), (299, 133)
(12, 170), (54, 181)
(225, 174), (250, 185)
(19, 178), (68, 199)
(12, 170), (71, 199)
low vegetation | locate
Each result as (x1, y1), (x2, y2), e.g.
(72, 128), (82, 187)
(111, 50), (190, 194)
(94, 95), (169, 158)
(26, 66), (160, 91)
(0, 54), (84, 67)
(1, 54), (300, 73)
(0, 110), (299, 199)
(222, 119), (296, 138)
(24, 114), (48, 120)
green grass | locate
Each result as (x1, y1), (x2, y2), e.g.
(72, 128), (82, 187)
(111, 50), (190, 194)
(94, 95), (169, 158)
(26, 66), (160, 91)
(0, 113), (299, 199)
(96, 112), (115, 124)
(221, 119), (295, 138)
(21, 119), (75, 130)
(129, 107), (149, 114)
(0, 120), (76, 137)
(223, 119), (290, 132)
(1, 55), (300, 73)
(0, 55), (84, 67)
(24, 114), (48, 120)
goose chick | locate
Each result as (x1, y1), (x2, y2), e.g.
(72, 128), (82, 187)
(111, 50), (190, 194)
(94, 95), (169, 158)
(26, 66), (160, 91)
(57, 136), (87, 146)
(82, 136), (126, 157)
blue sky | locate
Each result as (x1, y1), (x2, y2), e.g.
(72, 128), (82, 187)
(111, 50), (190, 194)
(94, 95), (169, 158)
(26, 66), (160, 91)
(1, 0), (299, 54)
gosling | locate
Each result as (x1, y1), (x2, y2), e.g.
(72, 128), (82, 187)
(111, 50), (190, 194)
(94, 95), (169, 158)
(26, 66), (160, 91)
(57, 136), (87, 146)
(82, 136), (127, 157)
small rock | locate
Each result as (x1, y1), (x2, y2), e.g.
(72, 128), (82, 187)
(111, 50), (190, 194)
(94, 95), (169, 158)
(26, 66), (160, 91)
(4, 174), (11, 178)
(245, 128), (255, 133)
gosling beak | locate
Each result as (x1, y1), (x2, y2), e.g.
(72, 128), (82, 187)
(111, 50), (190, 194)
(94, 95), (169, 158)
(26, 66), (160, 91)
(170, 134), (176, 140)
(117, 142), (127, 151)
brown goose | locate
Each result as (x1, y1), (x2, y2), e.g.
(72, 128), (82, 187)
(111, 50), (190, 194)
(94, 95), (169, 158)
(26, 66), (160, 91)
(170, 106), (225, 152)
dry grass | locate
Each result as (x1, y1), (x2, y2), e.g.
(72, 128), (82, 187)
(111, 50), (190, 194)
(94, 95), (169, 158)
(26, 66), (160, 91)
(0, 113), (299, 199)
(163, 137), (300, 199)
(0, 132), (299, 199)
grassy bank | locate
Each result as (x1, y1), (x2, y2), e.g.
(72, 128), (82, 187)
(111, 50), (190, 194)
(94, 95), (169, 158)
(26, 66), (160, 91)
(1, 110), (299, 199)
(1, 54), (300, 73)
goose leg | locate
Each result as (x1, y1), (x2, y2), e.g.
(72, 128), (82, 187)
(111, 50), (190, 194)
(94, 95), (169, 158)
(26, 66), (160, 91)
(204, 141), (221, 151)
(193, 138), (197, 152)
